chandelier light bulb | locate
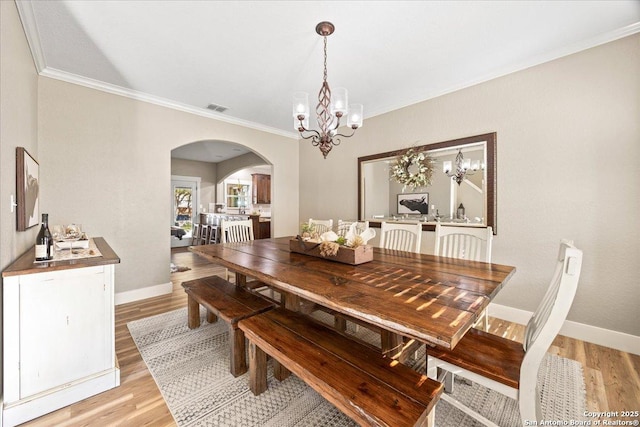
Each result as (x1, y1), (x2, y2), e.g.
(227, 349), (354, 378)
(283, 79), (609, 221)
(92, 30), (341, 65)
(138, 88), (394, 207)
(443, 161), (452, 174)
(292, 92), (309, 118)
(347, 104), (363, 128)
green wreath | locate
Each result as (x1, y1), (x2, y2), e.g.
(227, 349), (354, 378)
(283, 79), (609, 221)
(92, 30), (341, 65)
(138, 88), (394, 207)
(391, 147), (435, 190)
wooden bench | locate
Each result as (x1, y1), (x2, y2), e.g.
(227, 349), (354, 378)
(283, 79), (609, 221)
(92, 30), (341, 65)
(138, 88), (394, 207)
(181, 276), (275, 377)
(239, 308), (443, 427)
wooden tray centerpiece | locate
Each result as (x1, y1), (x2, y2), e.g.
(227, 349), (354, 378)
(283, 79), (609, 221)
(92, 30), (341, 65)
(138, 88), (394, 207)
(289, 237), (373, 265)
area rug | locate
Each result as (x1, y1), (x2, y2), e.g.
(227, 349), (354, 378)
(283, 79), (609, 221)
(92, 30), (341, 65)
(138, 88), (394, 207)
(127, 308), (587, 427)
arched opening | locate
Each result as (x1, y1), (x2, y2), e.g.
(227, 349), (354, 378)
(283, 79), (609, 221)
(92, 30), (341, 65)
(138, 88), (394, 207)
(170, 140), (272, 249)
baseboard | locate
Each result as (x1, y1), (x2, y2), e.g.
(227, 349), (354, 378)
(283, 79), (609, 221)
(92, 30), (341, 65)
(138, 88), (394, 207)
(115, 282), (173, 305)
(489, 303), (640, 356)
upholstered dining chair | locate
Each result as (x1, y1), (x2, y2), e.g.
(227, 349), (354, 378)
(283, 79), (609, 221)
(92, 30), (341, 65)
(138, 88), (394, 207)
(337, 220), (369, 237)
(434, 223), (493, 329)
(427, 239), (583, 426)
(309, 218), (334, 235)
(379, 221), (422, 253)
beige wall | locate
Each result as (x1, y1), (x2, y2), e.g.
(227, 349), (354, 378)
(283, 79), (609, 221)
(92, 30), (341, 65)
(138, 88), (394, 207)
(38, 78), (299, 294)
(0, 0), (40, 395)
(0, 1), (39, 270)
(171, 158), (218, 209)
(299, 34), (640, 336)
(216, 152), (268, 182)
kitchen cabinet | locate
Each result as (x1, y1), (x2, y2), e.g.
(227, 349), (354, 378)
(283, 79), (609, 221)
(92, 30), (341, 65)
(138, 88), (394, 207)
(250, 215), (271, 239)
(2, 238), (120, 427)
(252, 173), (271, 204)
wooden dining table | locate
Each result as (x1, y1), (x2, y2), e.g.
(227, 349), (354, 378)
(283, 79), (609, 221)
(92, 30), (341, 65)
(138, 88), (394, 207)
(189, 236), (516, 350)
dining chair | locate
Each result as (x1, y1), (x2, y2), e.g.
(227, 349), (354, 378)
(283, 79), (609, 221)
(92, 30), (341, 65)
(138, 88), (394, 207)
(220, 219), (254, 281)
(379, 221), (422, 253)
(220, 219), (276, 300)
(427, 239), (583, 426)
(434, 223), (493, 262)
(309, 218), (334, 235)
(434, 223), (493, 329)
(337, 220), (369, 237)
(220, 219), (254, 244)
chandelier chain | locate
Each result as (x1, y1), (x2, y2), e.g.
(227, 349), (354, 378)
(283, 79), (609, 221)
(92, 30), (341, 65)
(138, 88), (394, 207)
(323, 36), (328, 82)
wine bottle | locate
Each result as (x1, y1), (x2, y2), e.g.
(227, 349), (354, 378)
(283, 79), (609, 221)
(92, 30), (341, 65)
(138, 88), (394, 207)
(35, 213), (53, 261)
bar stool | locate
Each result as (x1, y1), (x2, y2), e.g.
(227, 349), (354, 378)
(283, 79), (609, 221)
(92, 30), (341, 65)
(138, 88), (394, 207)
(207, 216), (220, 244)
(191, 223), (201, 245)
(199, 224), (211, 245)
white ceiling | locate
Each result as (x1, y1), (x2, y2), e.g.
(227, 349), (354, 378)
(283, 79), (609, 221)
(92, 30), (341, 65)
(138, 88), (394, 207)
(17, 1), (640, 162)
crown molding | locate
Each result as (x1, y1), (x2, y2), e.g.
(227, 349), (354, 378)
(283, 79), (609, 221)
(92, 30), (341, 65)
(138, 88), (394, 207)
(15, 0), (639, 135)
(15, 0), (46, 73)
(365, 21), (640, 120)
(14, 1), (297, 139)
(39, 68), (299, 139)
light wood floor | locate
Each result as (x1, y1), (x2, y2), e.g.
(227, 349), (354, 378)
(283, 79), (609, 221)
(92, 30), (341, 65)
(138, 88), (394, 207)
(21, 247), (640, 426)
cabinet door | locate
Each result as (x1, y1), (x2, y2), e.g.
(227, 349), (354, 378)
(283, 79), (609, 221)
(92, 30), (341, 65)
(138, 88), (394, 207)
(19, 266), (111, 398)
(252, 174), (271, 204)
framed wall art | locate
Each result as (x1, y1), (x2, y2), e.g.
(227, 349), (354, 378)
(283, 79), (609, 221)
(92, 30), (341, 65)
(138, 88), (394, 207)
(16, 147), (39, 231)
(397, 193), (429, 215)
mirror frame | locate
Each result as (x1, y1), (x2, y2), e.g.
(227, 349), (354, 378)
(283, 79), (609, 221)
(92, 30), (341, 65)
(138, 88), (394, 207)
(357, 132), (497, 234)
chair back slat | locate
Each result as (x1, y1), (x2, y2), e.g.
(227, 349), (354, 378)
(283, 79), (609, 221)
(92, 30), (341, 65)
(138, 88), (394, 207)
(434, 224), (492, 262)
(309, 218), (334, 235)
(221, 219), (254, 243)
(379, 222), (422, 253)
(519, 239), (583, 422)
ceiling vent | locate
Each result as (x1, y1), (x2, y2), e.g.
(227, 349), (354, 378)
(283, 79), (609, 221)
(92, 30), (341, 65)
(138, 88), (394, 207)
(206, 103), (228, 113)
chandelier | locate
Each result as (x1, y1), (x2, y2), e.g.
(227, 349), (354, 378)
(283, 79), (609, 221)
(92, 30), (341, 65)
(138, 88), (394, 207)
(293, 21), (363, 159)
(443, 149), (482, 185)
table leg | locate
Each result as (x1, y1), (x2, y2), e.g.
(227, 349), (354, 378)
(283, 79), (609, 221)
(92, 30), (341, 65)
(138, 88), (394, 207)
(380, 330), (403, 358)
(283, 292), (300, 311)
(235, 272), (247, 287)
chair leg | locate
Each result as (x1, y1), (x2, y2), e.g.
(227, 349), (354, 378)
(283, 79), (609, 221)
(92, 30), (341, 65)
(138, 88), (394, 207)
(439, 393), (501, 427)
(484, 308), (490, 331)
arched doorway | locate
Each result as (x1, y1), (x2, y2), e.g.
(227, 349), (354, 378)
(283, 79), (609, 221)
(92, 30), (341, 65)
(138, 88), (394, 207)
(170, 140), (272, 248)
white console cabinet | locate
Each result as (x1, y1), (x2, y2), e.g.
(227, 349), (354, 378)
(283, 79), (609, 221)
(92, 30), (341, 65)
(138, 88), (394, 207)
(2, 237), (120, 427)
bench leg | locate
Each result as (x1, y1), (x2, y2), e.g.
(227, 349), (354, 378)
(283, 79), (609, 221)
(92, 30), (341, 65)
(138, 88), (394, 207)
(206, 310), (218, 323)
(248, 342), (267, 395)
(187, 296), (201, 329)
(334, 316), (347, 332)
(273, 360), (290, 381)
(229, 326), (247, 377)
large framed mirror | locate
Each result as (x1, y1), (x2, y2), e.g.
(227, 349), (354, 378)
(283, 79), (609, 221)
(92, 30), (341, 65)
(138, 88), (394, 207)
(358, 133), (497, 234)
